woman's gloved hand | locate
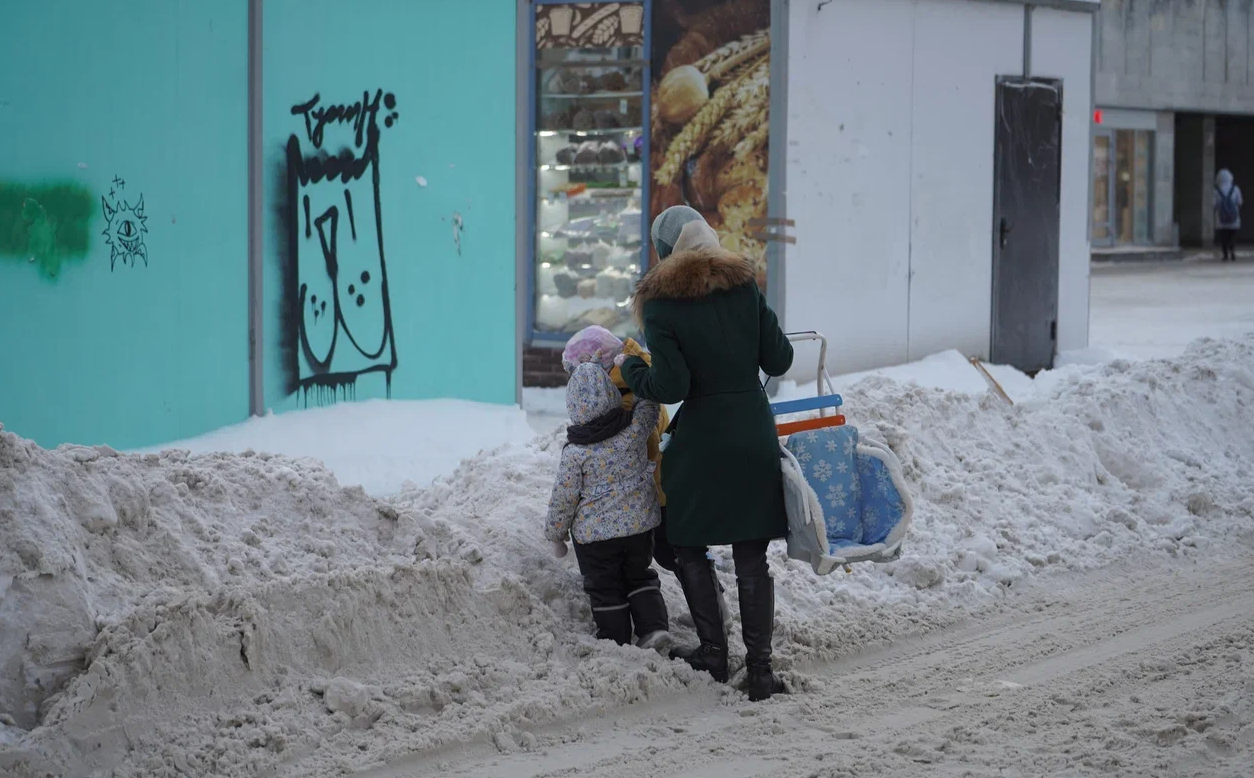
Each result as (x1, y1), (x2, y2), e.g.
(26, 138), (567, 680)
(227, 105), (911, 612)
(551, 539), (569, 558)
(613, 353), (629, 368)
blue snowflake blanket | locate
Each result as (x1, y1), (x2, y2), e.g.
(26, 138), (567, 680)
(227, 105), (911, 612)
(780, 425), (914, 574)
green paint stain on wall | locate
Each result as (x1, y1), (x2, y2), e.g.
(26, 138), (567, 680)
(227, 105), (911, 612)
(0, 182), (96, 277)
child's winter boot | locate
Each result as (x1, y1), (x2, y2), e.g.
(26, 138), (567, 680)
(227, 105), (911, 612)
(738, 575), (785, 702)
(670, 559), (729, 682)
(629, 583), (672, 651)
(592, 604), (634, 646)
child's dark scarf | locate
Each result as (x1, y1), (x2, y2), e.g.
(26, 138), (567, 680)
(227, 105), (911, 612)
(567, 406), (633, 445)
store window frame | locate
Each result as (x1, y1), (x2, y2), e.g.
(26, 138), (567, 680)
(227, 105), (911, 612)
(1092, 126), (1155, 248)
(525, 0), (654, 347)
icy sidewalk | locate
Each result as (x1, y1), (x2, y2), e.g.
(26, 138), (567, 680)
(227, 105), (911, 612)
(1089, 260), (1254, 359)
(4, 335), (1254, 777)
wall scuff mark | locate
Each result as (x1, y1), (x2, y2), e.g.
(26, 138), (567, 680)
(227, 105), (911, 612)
(277, 89), (399, 407)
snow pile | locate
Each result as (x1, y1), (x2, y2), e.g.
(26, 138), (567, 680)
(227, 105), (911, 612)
(0, 430), (701, 778)
(4, 335), (1254, 777)
(400, 336), (1254, 672)
(132, 398), (538, 497)
(0, 440), (407, 730)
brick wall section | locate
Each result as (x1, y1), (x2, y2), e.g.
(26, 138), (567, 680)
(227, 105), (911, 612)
(1097, 0), (1254, 115)
(523, 345), (568, 388)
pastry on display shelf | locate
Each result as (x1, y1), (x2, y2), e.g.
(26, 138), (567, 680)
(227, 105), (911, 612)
(563, 248), (594, 273)
(549, 70), (582, 95)
(593, 110), (623, 129)
(553, 272), (578, 299)
(542, 108), (572, 130)
(597, 141), (626, 164)
(574, 141), (601, 164)
(598, 71), (629, 92)
(590, 241), (613, 269)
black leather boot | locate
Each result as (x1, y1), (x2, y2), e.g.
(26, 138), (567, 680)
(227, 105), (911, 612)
(739, 575), (785, 701)
(670, 559), (729, 682)
(674, 558), (731, 637)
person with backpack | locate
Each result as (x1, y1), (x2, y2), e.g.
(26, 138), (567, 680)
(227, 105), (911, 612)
(1214, 168), (1243, 262)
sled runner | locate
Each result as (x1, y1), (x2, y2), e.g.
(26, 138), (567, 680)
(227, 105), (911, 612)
(770, 332), (915, 575)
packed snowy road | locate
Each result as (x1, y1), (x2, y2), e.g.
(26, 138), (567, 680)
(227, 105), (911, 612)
(365, 551), (1254, 778)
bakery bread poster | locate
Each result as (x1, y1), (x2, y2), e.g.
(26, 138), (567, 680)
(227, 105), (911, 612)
(650, 0), (771, 290)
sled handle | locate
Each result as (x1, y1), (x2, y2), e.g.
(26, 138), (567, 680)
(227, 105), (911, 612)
(784, 331), (838, 416)
(771, 394), (844, 417)
(777, 414), (846, 437)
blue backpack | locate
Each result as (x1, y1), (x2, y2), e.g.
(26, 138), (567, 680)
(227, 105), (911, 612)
(1217, 187), (1240, 224)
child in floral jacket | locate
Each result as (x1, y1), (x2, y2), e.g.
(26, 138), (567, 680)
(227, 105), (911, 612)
(561, 326), (669, 504)
(561, 325), (730, 635)
(546, 362), (671, 649)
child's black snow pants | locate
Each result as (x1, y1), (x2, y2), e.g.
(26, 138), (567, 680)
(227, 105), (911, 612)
(572, 532), (669, 646)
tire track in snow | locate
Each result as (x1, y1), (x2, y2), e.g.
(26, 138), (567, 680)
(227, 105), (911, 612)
(357, 552), (1254, 778)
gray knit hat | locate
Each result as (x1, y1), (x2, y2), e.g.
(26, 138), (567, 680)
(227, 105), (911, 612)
(651, 205), (705, 260)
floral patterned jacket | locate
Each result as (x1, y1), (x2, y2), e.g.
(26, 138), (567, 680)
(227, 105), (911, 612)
(546, 363), (661, 545)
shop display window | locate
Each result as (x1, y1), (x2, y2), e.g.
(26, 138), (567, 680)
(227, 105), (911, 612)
(530, 2), (649, 341)
(1093, 128), (1154, 246)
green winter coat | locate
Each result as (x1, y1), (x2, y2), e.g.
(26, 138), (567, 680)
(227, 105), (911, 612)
(620, 245), (794, 548)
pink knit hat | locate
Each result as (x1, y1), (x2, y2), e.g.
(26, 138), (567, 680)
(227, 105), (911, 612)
(561, 325), (624, 374)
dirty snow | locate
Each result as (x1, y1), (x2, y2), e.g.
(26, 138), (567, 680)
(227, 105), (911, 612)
(3, 334), (1254, 777)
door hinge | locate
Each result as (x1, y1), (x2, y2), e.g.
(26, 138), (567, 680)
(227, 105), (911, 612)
(1050, 320), (1057, 341)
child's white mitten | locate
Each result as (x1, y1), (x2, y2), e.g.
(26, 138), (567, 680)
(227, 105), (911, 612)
(551, 540), (569, 558)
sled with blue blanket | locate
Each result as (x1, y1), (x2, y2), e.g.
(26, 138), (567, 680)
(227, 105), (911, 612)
(770, 332), (915, 575)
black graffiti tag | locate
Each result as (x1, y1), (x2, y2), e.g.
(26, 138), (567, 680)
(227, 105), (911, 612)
(278, 89), (400, 407)
(290, 90), (399, 150)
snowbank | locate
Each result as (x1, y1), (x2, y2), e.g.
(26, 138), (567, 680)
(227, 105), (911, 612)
(132, 399), (537, 497)
(4, 335), (1254, 777)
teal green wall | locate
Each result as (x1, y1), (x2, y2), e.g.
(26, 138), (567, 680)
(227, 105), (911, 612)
(0, 1), (249, 449)
(0, 0), (518, 449)
(262, 0), (517, 412)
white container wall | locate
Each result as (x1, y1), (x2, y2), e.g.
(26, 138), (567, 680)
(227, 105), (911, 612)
(1032, 5), (1094, 353)
(782, 0), (1094, 375)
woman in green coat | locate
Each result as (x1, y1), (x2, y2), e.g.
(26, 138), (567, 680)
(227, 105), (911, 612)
(618, 206), (794, 701)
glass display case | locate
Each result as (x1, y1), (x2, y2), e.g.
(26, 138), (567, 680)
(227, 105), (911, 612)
(530, 1), (650, 341)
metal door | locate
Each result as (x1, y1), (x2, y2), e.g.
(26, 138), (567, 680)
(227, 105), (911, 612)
(991, 77), (1062, 375)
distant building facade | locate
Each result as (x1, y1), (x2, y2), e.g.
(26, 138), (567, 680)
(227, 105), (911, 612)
(1094, 0), (1254, 253)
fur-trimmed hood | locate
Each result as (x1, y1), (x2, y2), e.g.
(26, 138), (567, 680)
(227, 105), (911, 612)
(631, 246), (756, 321)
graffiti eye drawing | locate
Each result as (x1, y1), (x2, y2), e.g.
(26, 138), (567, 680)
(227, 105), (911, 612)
(101, 189), (150, 271)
